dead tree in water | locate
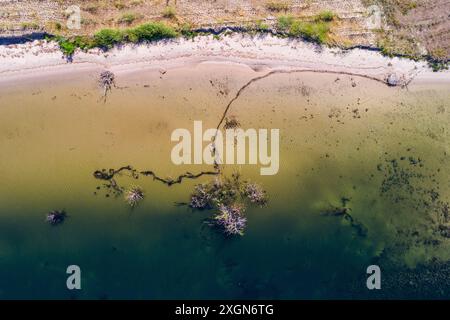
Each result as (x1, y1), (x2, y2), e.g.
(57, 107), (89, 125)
(124, 186), (145, 208)
(46, 210), (67, 225)
(99, 71), (116, 103)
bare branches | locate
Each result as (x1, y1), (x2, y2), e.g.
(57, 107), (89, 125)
(93, 165), (219, 187)
(99, 70), (116, 103)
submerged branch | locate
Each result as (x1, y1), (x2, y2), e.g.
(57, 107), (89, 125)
(210, 69), (393, 164)
(93, 165), (219, 187)
(140, 170), (219, 186)
(215, 69), (390, 133)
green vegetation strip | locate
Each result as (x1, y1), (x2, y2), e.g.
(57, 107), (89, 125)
(50, 14), (447, 71)
(54, 22), (178, 56)
(277, 10), (335, 44)
(53, 12), (336, 56)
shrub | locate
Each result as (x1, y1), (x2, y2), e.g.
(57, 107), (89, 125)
(20, 22), (40, 30)
(72, 36), (96, 50)
(265, 1), (291, 12)
(398, 0), (418, 15)
(55, 22), (178, 55)
(429, 48), (448, 62)
(84, 4), (99, 14)
(127, 22), (177, 42)
(81, 18), (96, 26)
(93, 28), (124, 49)
(118, 13), (138, 25)
(429, 48), (449, 72)
(57, 36), (95, 56)
(114, 1), (126, 9)
(255, 20), (270, 31)
(277, 14), (294, 30)
(429, 61), (449, 72)
(315, 10), (335, 22)
(58, 39), (77, 56)
(290, 20), (330, 43)
(179, 23), (197, 38)
(162, 6), (176, 18)
(54, 22), (62, 31)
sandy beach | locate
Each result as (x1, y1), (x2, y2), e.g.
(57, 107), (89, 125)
(1, 34), (449, 87)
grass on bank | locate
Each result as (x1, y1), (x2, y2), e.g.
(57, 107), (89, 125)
(428, 48), (449, 72)
(55, 22), (178, 55)
(20, 22), (40, 31)
(55, 12), (335, 56)
(374, 29), (449, 72)
(53, 11), (447, 70)
(277, 15), (294, 30)
(278, 10), (335, 44)
(265, 0), (291, 12)
(162, 6), (177, 19)
(118, 13), (139, 25)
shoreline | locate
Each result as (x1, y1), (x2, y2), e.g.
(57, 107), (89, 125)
(1, 33), (449, 86)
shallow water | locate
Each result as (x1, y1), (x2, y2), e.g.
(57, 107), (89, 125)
(0, 63), (449, 299)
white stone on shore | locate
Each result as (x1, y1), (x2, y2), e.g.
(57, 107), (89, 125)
(387, 73), (399, 86)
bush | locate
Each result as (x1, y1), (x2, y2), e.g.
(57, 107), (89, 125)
(290, 20), (330, 43)
(58, 39), (77, 56)
(114, 1), (126, 9)
(277, 15), (294, 30)
(54, 22), (62, 31)
(429, 61), (449, 72)
(179, 23), (197, 38)
(315, 10), (335, 22)
(428, 48), (449, 72)
(57, 36), (95, 56)
(84, 4), (99, 14)
(162, 6), (176, 18)
(398, 0), (418, 15)
(265, 1), (290, 12)
(429, 48), (448, 62)
(118, 13), (138, 25)
(127, 22), (177, 42)
(55, 22), (178, 55)
(255, 20), (270, 31)
(94, 29), (124, 49)
(20, 22), (40, 30)
(72, 36), (96, 50)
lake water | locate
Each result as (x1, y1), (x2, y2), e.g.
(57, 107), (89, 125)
(0, 63), (449, 299)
